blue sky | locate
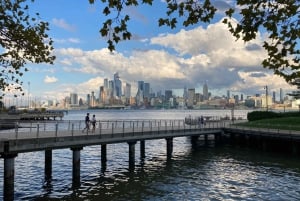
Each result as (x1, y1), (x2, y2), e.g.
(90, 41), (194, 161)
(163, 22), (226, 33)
(5, 0), (296, 104)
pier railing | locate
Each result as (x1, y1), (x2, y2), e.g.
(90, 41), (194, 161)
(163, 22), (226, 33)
(0, 119), (227, 140)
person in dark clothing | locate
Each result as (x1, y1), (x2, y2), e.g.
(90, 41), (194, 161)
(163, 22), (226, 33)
(82, 113), (90, 132)
(91, 114), (96, 132)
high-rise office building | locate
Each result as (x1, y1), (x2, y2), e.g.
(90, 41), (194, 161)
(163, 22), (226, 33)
(124, 83), (131, 99)
(86, 94), (90, 106)
(114, 72), (122, 97)
(272, 91), (276, 103)
(70, 93), (78, 105)
(183, 86), (188, 100)
(104, 78), (108, 89)
(165, 90), (173, 101)
(91, 91), (96, 107)
(227, 90), (230, 100)
(280, 88), (283, 103)
(137, 81), (144, 92)
(187, 88), (195, 108)
(203, 81), (208, 100)
(144, 83), (150, 99)
(99, 86), (105, 103)
(108, 80), (114, 99)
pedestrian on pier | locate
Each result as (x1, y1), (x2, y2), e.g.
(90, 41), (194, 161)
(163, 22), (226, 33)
(82, 113), (90, 132)
(201, 116), (205, 127)
(91, 114), (96, 133)
(198, 116), (205, 129)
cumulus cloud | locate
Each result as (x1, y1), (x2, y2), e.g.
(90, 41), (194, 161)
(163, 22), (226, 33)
(54, 38), (81, 44)
(44, 75), (58, 83)
(52, 18), (76, 32)
(45, 18), (293, 100)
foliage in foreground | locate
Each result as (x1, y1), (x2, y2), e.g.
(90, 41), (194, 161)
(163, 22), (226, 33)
(92, 0), (300, 84)
(0, 0), (55, 97)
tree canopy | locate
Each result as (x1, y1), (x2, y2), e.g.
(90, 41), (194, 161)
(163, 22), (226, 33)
(0, 0), (55, 97)
(92, 0), (299, 84)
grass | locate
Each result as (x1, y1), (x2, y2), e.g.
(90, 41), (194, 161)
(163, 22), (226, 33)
(235, 117), (300, 131)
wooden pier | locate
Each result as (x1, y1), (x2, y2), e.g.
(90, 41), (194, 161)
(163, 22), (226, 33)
(1, 119), (300, 200)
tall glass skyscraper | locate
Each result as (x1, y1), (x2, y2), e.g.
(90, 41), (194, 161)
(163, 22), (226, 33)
(203, 81), (208, 100)
(144, 83), (150, 99)
(114, 72), (122, 97)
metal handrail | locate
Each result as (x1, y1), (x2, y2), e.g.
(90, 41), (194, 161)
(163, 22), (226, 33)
(0, 119), (225, 140)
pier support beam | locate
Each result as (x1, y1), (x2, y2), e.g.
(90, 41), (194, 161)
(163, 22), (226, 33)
(3, 153), (17, 201)
(204, 134), (208, 146)
(191, 136), (199, 148)
(101, 144), (107, 171)
(128, 141), (136, 169)
(71, 147), (83, 188)
(291, 141), (298, 155)
(45, 149), (52, 180)
(166, 137), (173, 159)
(140, 140), (145, 159)
(214, 133), (222, 146)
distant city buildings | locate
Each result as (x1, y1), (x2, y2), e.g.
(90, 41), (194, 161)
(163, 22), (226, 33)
(5, 72), (300, 111)
(60, 75), (297, 110)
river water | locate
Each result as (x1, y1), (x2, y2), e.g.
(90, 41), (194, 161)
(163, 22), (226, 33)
(1, 109), (300, 201)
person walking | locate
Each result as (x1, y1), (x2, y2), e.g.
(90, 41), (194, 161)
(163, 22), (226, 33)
(82, 113), (90, 132)
(91, 114), (96, 133)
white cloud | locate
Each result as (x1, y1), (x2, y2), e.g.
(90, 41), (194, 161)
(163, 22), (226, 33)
(52, 18), (76, 32)
(54, 38), (81, 44)
(44, 75), (58, 83)
(42, 18), (294, 100)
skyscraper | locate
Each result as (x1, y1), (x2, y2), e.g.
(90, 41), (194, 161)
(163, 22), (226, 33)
(187, 88), (195, 108)
(124, 83), (131, 99)
(70, 93), (78, 106)
(183, 86), (188, 100)
(99, 86), (105, 103)
(104, 78), (108, 89)
(114, 72), (122, 97)
(203, 81), (208, 100)
(136, 81), (144, 106)
(165, 90), (173, 101)
(144, 83), (150, 99)
(137, 81), (144, 92)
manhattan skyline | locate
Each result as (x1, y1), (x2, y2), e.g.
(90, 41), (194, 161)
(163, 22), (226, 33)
(2, 0), (296, 102)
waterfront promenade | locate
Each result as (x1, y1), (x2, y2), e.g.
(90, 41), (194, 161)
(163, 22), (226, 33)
(1, 118), (300, 200)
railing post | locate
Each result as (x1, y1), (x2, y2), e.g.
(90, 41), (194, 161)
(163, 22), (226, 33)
(123, 122), (125, 137)
(15, 122), (18, 140)
(158, 121), (160, 134)
(55, 123), (58, 138)
(68, 120), (71, 130)
(133, 122), (135, 136)
(142, 121), (144, 135)
(72, 123), (74, 137)
(150, 121), (152, 133)
(99, 122), (102, 137)
(165, 121), (167, 132)
(112, 123), (114, 137)
(44, 122), (46, 131)
(37, 123), (40, 139)
(30, 121), (32, 133)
